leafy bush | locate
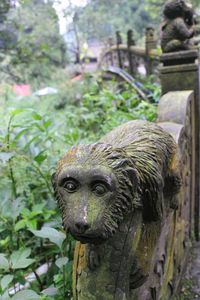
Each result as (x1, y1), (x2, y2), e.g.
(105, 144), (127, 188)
(0, 1), (67, 84)
(0, 76), (159, 299)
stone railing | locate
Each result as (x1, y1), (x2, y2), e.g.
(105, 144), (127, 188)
(98, 28), (160, 76)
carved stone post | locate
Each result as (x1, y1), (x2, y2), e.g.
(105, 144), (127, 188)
(145, 26), (157, 75)
(127, 29), (136, 75)
(116, 31), (123, 69)
(160, 50), (200, 240)
(108, 37), (114, 66)
(145, 26), (157, 54)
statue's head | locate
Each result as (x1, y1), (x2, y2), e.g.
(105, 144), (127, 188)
(163, 0), (193, 19)
(52, 143), (140, 244)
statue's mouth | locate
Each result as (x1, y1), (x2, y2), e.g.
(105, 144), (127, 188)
(69, 230), (107, 244)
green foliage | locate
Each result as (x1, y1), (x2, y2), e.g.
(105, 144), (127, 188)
(0, 0), (12, 22)
(0, 1), (67, 83)
(72, 0), (164, 43)
(0, 74), (159, 299)
(0, 106), (73, 299)
(174, 278), (198, 299)
(67, 0), (199, 45)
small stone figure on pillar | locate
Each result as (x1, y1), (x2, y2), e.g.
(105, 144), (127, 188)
(127, 29), (136, 48)
(161, 0), (195, 53)
(145, 26), (157, 54)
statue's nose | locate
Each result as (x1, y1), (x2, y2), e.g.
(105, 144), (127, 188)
(75, 221), (90, 234)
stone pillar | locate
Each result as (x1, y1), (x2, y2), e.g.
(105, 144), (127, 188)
(127, 29), (136, 75)
(116, 31), (123, 69)
(145, 26), (157, 75)
(159, 50), (200, 240)
(108, 37), (114, 66)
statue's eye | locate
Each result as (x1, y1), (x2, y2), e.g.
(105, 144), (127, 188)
(63, 180), (79, 193)
(92, 183), (108, 196)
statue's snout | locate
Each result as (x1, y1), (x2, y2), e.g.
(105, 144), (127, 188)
(74, 221), (90, 234)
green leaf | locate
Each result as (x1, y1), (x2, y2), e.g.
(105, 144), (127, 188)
(1, 274), (13, 291)
(32, 112), (42, 120)
(12, 289), (40, 300)
(26, 219), (37, 230)
(21, 208), (30, 217)
(14, 128), (29, 141)
(34, 123), (45, 132)
(23, 136), (38, 150)
(32, 203), (45, 212)
(0, 254), (9, 271)
(11, 109), (27, 116)
(1, 290), (11, 299)
(0, 237), (10, 248)
(2, 198), (26, 221)
(43, 119), (52, 128)
(34, 151), (47, 165)
(30, 227), (66, 249)
(14, 219), (27, 231)
(10, 248), (35, 269)
(55, 257), (69, 269)
(42, 286), (58, 296)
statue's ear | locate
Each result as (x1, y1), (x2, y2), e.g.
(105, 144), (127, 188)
(128, 168), (164, 221)
(126, 167), (139, 187)
(142, 183), (164, 222)
(125, 167), (141, 209)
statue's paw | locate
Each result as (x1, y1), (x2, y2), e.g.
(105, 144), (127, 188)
(170, 195), (178, 210)
(87, 248), (101, 271)
(130, 271), (149, 289)
(129, 262), (149, 289)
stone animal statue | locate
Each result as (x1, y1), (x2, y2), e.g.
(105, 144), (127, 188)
(52, 120), (181, 300)
(161, 0), (195, 52)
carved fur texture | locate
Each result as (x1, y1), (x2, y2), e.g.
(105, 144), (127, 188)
(161, 0), (195, 52)
(52, 120), (181, 244)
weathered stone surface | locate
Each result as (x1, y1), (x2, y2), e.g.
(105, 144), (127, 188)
(159, 50), (199, 95)
(160, 50), (198, 66)
(160, 51), (200, 242)
(157, 90), (193, 124)
(157, 122), (183, 143)
(129, 91), (194, 299)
